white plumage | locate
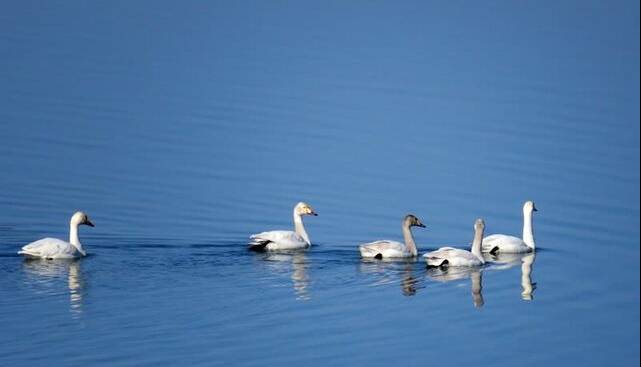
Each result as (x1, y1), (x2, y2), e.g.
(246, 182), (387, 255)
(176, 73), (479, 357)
(249, 230), (309, 251)
(248, 202), (317, 251)
(19, 238), (83, 259)
(424, 247), (484, 267)
(481, 234), (530, 253)
(359, 240), (412, 258)
(424, 218), (486, 267)
(18, 211), (94, 259)
(482, 200), (538, 254)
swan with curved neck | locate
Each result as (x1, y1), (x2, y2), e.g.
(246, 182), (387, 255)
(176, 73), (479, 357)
(359, 214), (426, 259)
(424, 218), (486, 267)
(249, 202), (318, 251)
(482, 200), (538, 254)
(18, 211), (95, 259)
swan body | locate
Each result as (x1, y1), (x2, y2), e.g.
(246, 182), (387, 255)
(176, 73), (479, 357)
(359, 215), (425, 259)
(18, 211), (94, 259)
(249, 230), (308, 251)
(482, 234), (529, 253)
(424, 218), (485, 267)
(249, 202), (317, 251)
(359, 240), (410, 258)
(482, 200), (537, 254)
(424, 247), (484, 267)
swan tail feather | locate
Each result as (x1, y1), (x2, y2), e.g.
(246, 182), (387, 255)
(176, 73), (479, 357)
(426, 257), (449, 268)
(248, 239), (270, 251)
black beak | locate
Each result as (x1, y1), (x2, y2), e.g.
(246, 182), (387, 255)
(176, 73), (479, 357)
(311, 212), (318, 216)
(418, 223), (426, 228)
(533, 207), (538, 212)
(85, 219), (95, 227)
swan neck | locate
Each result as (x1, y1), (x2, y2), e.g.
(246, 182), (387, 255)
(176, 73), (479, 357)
(471, 227), (484, 262)
(293, 212), (310, 245)
(522, 210), (535, 249)
(69, 222), (83, 253)
(402, 222), (418, 257)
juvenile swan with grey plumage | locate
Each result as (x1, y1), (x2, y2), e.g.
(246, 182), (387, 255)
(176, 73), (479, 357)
(359, 215), (426, 259)
(482, 200), (538, 254)
(424, 218), (486, 267)
(18, 211), (95, 259)
(248, 202), (318, 251)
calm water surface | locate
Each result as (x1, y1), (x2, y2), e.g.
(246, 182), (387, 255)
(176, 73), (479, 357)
(1, 1), (639, 366)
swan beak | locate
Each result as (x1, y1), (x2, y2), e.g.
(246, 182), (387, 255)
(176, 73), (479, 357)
(418, 223), (426, 228)
(310, 211), (318, 216)
(85, 219), (95, 227)
(533, 206), (538, 212)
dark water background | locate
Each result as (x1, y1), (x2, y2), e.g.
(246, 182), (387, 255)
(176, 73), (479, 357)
(1, 1), (639, 366)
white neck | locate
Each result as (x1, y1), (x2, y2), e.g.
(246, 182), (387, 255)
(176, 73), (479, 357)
(293, 211), (310, 245)
(402, 221), (418, 257)
(471, 227), (484, 262)
(522, 210), (535, 249)
(69, 222), (84, 254)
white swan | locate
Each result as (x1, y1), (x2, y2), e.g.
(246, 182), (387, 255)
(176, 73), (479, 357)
(248, 202), (317, 251)
(359, 214), (425, 259)
(482, 200), (538, 254)
(424, 218), (485, 267)
(18, 211), (95, 259)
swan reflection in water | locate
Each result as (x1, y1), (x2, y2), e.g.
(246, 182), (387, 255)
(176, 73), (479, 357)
(22, 258), (85, 317)
(358, 258), (422, 296)
(483, 252), (537, 301)
(258, 252), (311, 301)
(426, 266), (484, 308)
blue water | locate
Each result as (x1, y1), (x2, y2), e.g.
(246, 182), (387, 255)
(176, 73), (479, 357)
(1, 1), (639, 366)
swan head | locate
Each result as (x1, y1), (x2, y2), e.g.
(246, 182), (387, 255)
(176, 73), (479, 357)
(71, 211), (95, 227)
(523, 200), (538, 214)
(474, 218), (485, 232)
(295, 202), (318, 216)
(404, 214), (426, 228)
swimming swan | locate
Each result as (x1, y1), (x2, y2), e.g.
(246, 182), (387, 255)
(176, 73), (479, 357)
(248, 202), (318, 251)
(482, 200), (537, 254)
(359, 214), (426, 259)
(18, 211), (95, 259)
(424, 218), (485, 267)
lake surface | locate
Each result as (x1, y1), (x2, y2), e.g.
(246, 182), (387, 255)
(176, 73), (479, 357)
(1, 1), (639, 366)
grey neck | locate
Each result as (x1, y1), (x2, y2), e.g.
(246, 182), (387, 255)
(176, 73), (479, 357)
(471, 227), (484, 262)
(522, 210), (535, 249)
(293, 212), (310, 245)
(401, 220), (418, 257)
